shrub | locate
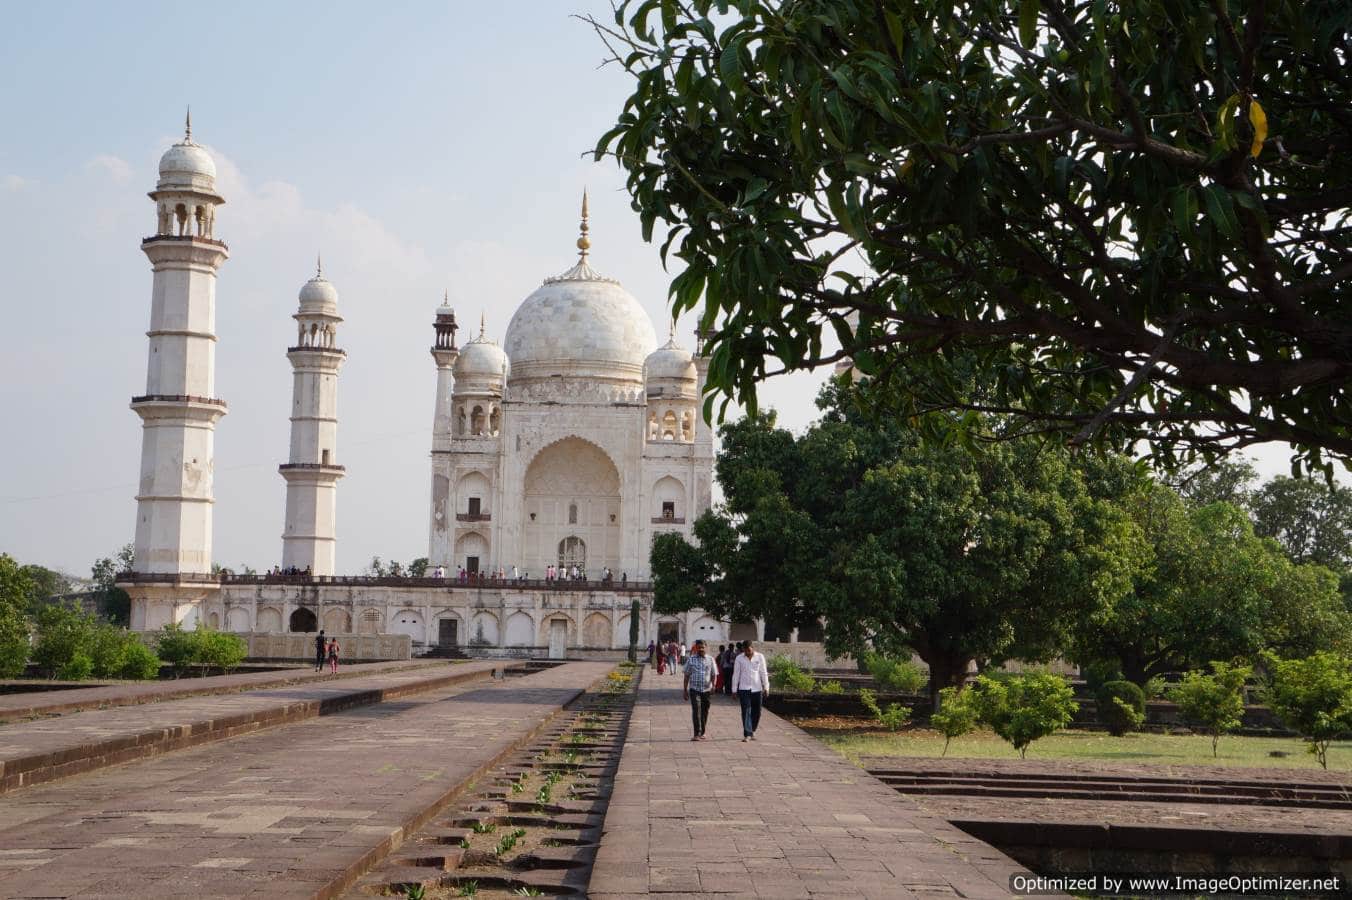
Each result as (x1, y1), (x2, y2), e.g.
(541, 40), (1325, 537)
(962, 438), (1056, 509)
(117, 640), (163, 680)
(1143, 675), (1169, 700)
(971, 672), (1077, 758)
(930, 686), (979, 756)
(0, 605), (29, 678)
(859, 687), (912, 731)
(1170, 663), (1249, 757)
(768, 656), (815, 693)
(861, 652), (926, 693)
(31, 603), (96, 679)
(156, 624), (246, 676)
(1096, 680), (1146, 736)
(1263, 651), (1352, 770)
(815, 679), (845, 694)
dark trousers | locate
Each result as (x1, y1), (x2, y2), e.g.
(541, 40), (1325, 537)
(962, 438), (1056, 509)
(315, 650), (325, 670)
(721, 667), (734, 694)
(689, 690), (711, 736)
(737, 689), (763, 736)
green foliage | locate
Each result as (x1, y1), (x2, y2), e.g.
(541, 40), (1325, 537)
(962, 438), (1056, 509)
(1096, 680), (1146, 736)
(859, 687), (912, 731)
(156, 624), (246, 676)
(971, 673), (1078, 758)
(116, 640), (162, 680)
(768, 655), (815, 693)
(31, 603), (95, 679)
(407, 557), (430, 578)
(1073, 486), (1351, 683)
(595, 0), (1352, 474)
(90, 544), (133, 626)
(1080, 660), (1124, 693)
(1170, 663), (1250, 757)
(0, 604), (27, 678)
(815, 679), (845, 695)
(651, 390), (1143, 705)
(929, 686), (980, 757)
(861, 652), (926, 694)
(0, 553), (36, 618)
(1250, 477), (1352, 573)
(1263, 652), (1352, 770)
(1143, 676), (1170, 700)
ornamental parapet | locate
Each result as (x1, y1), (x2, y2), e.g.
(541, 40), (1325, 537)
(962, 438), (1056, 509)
(651, 516), (686, 524)
(278, 463), (347, 473)
(131, 394), (228, 409)
(115, 572), (655, 592)
(141, 234), (229, 250)
(455, 513), (492, 522)
(286, 346), (347, 356)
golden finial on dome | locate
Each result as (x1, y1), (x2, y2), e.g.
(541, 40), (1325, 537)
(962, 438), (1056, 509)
(315, 252), (323, 278)
(576, 188), (591, 263)
(184, 106), (192, 142)
(480, 310), (486, 339)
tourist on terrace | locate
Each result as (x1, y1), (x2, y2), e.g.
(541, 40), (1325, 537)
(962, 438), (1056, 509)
(314, 629), (327, 672)
(326, 638), (340, 674)
(683, 640), (716, 741)
(732, 641), (770, 741)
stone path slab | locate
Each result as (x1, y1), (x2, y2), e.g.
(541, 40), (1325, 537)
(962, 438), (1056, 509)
(0, 660), (516, 793)
(588, 670), (1028, 899)
(0, 661), (610, 899)
(0, 659), (455, 720)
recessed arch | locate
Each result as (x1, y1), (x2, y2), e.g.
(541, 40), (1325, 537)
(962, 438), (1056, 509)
(289, 607), (318, 633)
(505, 611), (535, 647)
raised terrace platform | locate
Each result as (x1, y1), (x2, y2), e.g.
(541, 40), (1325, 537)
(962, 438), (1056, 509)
(587, 673), (1029, 899)
(0, 659), (455, 720)
(0, 660), (517, 793)
(0, 661), (610, 899)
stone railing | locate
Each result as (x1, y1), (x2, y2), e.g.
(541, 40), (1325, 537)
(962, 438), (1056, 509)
(130, 394), (228, 408)
(455, 512), (492, 522)
(117, 572), (655, 592)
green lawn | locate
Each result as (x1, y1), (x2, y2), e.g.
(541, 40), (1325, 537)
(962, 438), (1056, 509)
(812, 726), (1352, 771)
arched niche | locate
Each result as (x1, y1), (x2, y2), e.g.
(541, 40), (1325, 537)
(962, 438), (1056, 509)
(505, 611), (535, 647)
(522, 437), (621, 577)
(289, 608), (318, 633)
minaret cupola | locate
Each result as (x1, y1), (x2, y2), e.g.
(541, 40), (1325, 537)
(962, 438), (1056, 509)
(151, 109), (223, 239)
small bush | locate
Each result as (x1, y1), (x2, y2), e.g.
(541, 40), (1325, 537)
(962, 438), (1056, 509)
(859, 687), (911, 731)
(861, 652), (926, 693)
(1170, 663), (1249, 757)
(768, 656), (815, 693)
(1080, 659), (1124, 693)
(1096, 680), (1146, 736)
(971, 672), (1076, 758)
(1262, 651), (1352, 770)
(815, 679), (845, 694)
(156, 624), (246, 676)
(32, 603), (96, 679)
(930, 686), (979, 756)
(56, 650), (94, 681)
(0, 606), (29, 678)
(1143, 675), (1169, 700)
(118, 640), (163, 680)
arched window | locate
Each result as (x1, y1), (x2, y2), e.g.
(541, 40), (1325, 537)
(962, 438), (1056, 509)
(568, 503), (578, 524)
(662, 410), (678, 441)
(489, 405), (501, 435)
(470, 405), (485, 436)
(558, 536), (586, 572)
(681, 409), (694, 442)
(456, 406), (466, 436)
(648, 411), (658, 440)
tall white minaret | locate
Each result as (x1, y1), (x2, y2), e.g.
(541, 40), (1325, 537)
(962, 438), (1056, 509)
(427, 295), (459, 565)
(279, 258), (346, 575)
(131, 111), (228, 577)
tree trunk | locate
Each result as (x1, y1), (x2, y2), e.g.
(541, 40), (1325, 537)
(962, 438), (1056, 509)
(921, 651), (972, 709)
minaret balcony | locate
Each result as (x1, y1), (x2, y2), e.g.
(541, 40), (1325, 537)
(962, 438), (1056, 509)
(279, 462), (347, 481)
(287, 345), (347, 356)
(455, 512), (492, 522)
(131, 393), (227, 408)
(142, 234), (229, 250)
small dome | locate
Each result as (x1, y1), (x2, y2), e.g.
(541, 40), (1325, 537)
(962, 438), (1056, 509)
(454, 333), (509, 380)
(298, 273), (339, 314)
(157, 139), (218, 194)
(645, 334), (696, 381)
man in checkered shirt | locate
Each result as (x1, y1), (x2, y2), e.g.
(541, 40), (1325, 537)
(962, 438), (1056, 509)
(682, 640), (717, 741)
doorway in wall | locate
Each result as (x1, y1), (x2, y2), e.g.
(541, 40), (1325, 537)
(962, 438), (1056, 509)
(657, 621), (680, 645)
(438, 619), (458, 648)
(548, 618), (568, 659)
(289, 608), (317, 632)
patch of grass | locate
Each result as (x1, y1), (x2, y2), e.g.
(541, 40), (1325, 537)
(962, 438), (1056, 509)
(811, 724), (1352, 770)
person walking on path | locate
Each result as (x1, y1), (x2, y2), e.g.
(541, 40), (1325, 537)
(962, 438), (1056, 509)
(732, 641), (770, 741)
(683, 640), (717, 741)
(314, 630), (327, 672)
(720, 643), (737, 696)
(326, 638), (340, 674)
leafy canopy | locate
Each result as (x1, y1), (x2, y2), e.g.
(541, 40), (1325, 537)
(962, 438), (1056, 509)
(1263, 651), (1352, 769)
(593, 0), (1352, 475)
(1169, 661), (1250, 756)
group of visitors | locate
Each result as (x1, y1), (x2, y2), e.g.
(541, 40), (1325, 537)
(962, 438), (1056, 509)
(647, 639), (688, 675)
(267, 564), (312, 578)
(682, 640), (770, 741)
(313, 630), (340, 674)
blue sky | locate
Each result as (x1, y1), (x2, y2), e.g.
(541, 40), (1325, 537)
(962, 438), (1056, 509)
(0, 1), (1306, 577)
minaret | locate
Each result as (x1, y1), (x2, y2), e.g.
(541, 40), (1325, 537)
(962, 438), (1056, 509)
(692, 327), (715, 514)
(427, 295), (459, 564)
(131, 112), (228, 573)
(279, 257), (347, 575)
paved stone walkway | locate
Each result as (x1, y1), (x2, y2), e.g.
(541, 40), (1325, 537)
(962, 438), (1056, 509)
(588, 671), (1026, 899)
(0, 660), (513, 792)
(0, 659), (452, 720)
(0, 661), (610, 899)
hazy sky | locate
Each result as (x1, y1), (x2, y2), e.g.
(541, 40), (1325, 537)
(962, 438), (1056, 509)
(0, 1), (1311, 577)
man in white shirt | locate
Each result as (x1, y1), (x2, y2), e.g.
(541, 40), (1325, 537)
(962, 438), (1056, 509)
(731, 641), (771, 741)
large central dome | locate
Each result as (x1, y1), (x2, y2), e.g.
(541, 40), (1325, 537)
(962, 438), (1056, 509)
(503, 200), (656, 386)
